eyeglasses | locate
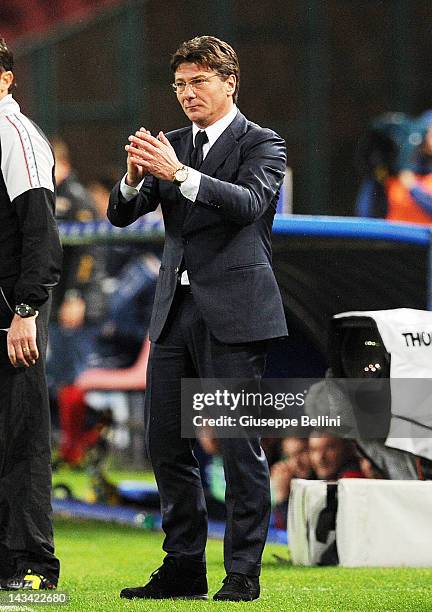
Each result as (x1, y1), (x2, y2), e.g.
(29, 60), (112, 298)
(171, 74), (220, 94)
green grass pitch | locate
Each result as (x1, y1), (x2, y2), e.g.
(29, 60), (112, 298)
(48, 518), (432, 612)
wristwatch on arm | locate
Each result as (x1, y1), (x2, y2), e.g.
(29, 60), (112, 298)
(172, 165), (189, 186)
(15, 303), (38, 318)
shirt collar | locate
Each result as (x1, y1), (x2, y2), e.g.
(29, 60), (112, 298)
(192, 105), (238, 147)
(0, 94), (20, 118)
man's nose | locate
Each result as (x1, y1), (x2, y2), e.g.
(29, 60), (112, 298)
(183, 83), (197, 98)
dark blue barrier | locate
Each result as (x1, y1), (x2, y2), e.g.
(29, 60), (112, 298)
(59, 215), (431, 246)
(52, 499), (287, 544)
(273, 215), (431, 247)
(57, 214), (432, 358)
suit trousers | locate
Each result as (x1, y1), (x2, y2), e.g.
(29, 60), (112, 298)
(0, 295), (60, 582)
(145, 286), (271, 577)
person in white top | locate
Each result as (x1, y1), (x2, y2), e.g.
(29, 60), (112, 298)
(0, 38), (62, 590)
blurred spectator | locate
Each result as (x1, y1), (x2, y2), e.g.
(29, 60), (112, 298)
(358, 454), (383, 479)
(271, 437), (313, 505)
(51, 171), (159, 463)
(270, 437), (315, 529)
(52, 137), (103, 325)
(356, 111), (432, 223)
(87, 175), (115, 219)
(85, 173), (160, 368)
(47, 138), (104, 390)
(55, 255), (159, 464)
(309, 434), (363, 480)
(87, 173), (148, 277)
(89, 251), (159, 369)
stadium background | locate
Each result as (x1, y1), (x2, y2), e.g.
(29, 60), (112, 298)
(3, 2), (432, 609)
(4, 0), (432, 216)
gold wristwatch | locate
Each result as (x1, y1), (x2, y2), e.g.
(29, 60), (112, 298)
(173, 165), (188, 185)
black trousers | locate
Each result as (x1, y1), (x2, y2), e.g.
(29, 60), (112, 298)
(0, 297), (59, 582)
(145, 287), (271, 577)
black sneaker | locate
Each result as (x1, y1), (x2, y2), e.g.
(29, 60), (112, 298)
(120, 557), (208, 600)
(213, 572), (260, 601)
(1, 569), (57, 590)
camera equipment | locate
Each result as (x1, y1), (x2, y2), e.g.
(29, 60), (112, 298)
(357, 112), (425, 177)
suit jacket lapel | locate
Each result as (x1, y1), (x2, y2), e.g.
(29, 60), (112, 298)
(198, 126), (237, 177)
(196, 110), (248, 179)
(176, 128), (193, 166)
(182, 133), (236, 230)
(182, 112), (247, 227)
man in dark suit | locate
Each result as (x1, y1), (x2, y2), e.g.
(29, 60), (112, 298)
(108, 36), (287, 602)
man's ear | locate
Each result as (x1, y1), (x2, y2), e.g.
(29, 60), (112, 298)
(225, 74), (236, 98)
(0, 70), (14, 93)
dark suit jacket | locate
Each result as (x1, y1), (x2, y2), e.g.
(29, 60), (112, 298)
(108, 110), (288, 344)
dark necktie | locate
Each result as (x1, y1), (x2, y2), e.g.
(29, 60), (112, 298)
(190, 130), (208, 169)
(178, 130), (208, 277)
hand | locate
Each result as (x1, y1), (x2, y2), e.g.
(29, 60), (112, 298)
(58, 296), (86, 329)
(126, 130), (182, 181)
(126, 127), (150, 187)
(270, 460), (294, 505)
(399, 170), (416, 190)
(7, 314), (39, 368)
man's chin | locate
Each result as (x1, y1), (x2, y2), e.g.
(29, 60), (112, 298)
(185, 108), (204, 123)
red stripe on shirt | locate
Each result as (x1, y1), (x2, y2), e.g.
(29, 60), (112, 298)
(6, 115), (33, 187)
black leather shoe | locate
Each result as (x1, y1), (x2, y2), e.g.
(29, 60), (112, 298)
(213, 573), (260, 601)
(120, 557), (208, 600)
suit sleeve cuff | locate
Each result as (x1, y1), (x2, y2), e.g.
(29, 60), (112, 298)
(120, 174), (145, 201)
(179, 167), (201, 202)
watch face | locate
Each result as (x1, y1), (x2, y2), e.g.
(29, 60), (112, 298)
(15, 304), (35, 317)
(175, 167), (188, 183)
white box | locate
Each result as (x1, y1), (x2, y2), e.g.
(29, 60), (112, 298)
(288, 479), (333, 566)
(337, 479), (432, 567)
